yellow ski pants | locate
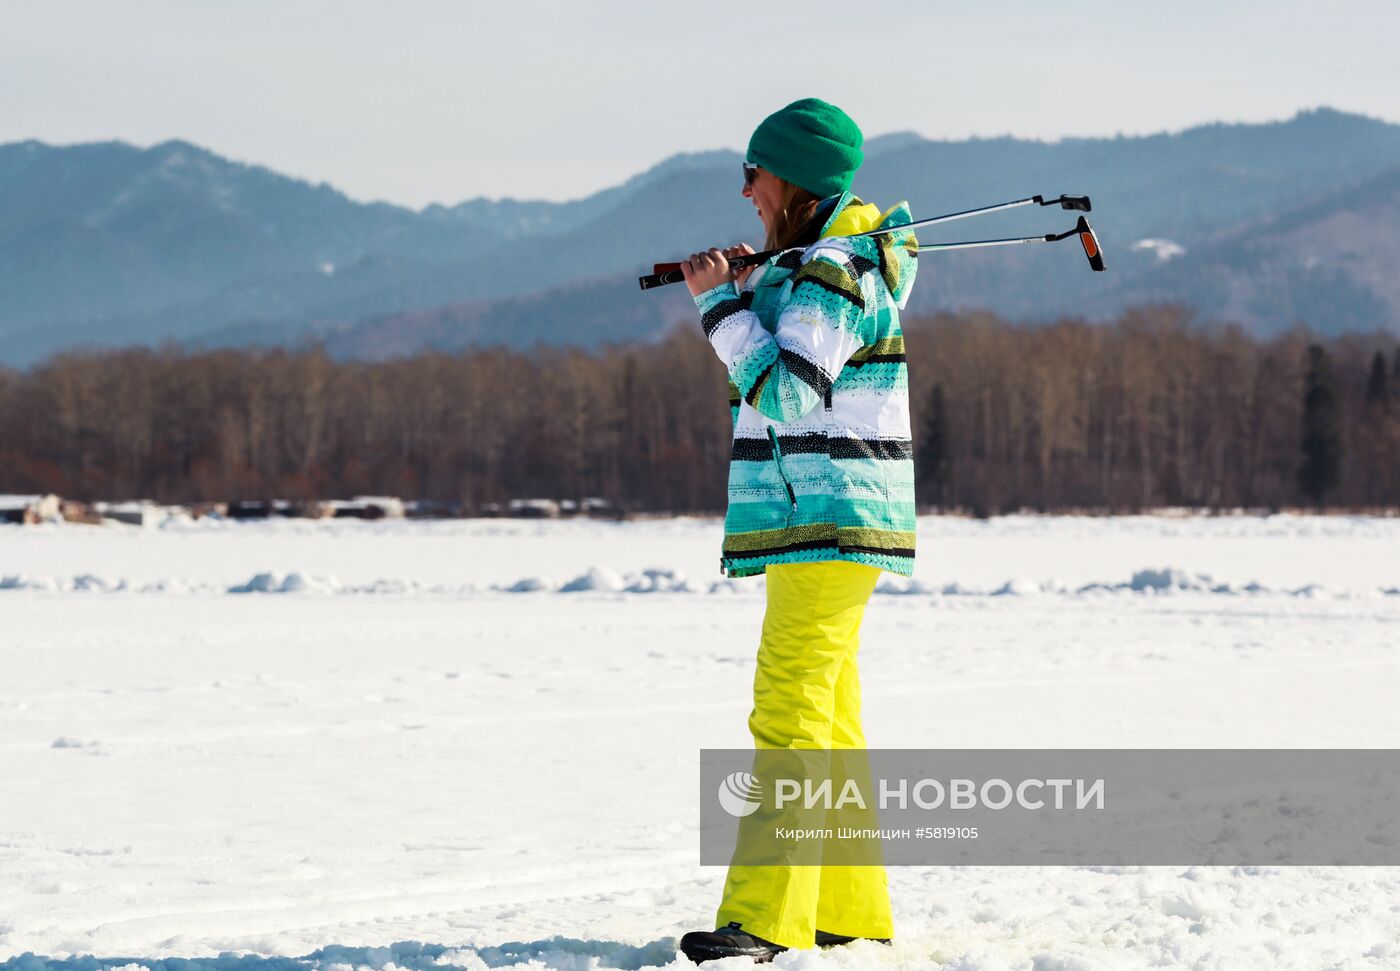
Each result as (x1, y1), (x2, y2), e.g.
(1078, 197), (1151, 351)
(714, 559), (894, 949)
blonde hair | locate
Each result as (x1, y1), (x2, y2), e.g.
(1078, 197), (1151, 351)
(764, 177), (826, 251)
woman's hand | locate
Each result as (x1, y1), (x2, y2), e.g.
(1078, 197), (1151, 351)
(682, 243), (756, 297)
(681, 248), (732, 297)
(724, 243), (756, 288)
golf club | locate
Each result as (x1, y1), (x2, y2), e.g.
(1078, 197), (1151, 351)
(638, 193), (1105, 290)
(909, 215), (1105, 269)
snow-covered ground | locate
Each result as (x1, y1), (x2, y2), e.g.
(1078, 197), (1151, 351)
(2, 513), (1398, 970)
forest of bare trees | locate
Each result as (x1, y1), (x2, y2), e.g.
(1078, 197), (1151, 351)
(1, 305), (1397, 514)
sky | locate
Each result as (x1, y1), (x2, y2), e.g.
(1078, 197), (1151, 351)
(3, 0), (1398, 209)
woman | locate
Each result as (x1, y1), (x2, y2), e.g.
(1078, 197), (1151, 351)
(676, 98), (919, 964)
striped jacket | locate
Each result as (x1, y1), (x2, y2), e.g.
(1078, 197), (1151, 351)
(694, 190), (919, 578)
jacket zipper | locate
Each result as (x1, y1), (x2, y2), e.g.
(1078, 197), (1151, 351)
(767, 427), (798, 510)
(721, 426), (795, 579)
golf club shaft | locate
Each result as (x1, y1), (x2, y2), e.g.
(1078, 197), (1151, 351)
(914, 233), (1058, 253)
(639, 195), (1098, 289)
(916, 217), (1104, 269)
(641, 233), (1051, 289)
(859, 193), (1090, 240)
(879, 195), (1042, 236)
(640, 209), (1008, 288)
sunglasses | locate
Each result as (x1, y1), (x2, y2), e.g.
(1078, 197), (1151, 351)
(743, 163), (759, 186)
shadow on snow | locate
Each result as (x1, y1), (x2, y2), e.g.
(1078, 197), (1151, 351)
(0, 938), (684, 971)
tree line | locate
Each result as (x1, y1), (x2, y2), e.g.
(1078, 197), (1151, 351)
(0, 305), (1397, 514)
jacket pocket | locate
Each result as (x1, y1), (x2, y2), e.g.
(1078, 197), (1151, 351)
(767, 427), (798, 512)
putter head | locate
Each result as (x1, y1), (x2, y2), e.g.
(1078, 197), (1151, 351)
(1076, 216), (1106, 271)
(1038, 194), (1092, 212)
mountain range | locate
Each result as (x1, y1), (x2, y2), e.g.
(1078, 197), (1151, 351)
(2, 107), (1398, 366)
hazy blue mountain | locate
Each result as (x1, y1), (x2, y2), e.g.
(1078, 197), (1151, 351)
(1103, 163), (1400, 335)
(420, 148), (739, 235)
(294, 272), (696, 361)
(3, 108), (1399, 366)
(317, 160), (1400, 357)
(0, 139), (467, 340)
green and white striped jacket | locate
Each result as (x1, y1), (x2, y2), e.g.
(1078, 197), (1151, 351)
(693, 190), (919, 578)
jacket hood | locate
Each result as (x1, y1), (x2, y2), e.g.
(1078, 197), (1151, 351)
(814, 191), (919, 309)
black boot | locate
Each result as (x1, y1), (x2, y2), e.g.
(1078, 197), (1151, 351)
(814, 928), (893, 947)
(679, 921), (788, 964)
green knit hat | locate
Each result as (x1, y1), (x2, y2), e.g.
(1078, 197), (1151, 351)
(746, 98), (864, 197)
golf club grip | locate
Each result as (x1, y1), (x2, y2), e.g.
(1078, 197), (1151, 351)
(639, 249), (781, 290)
